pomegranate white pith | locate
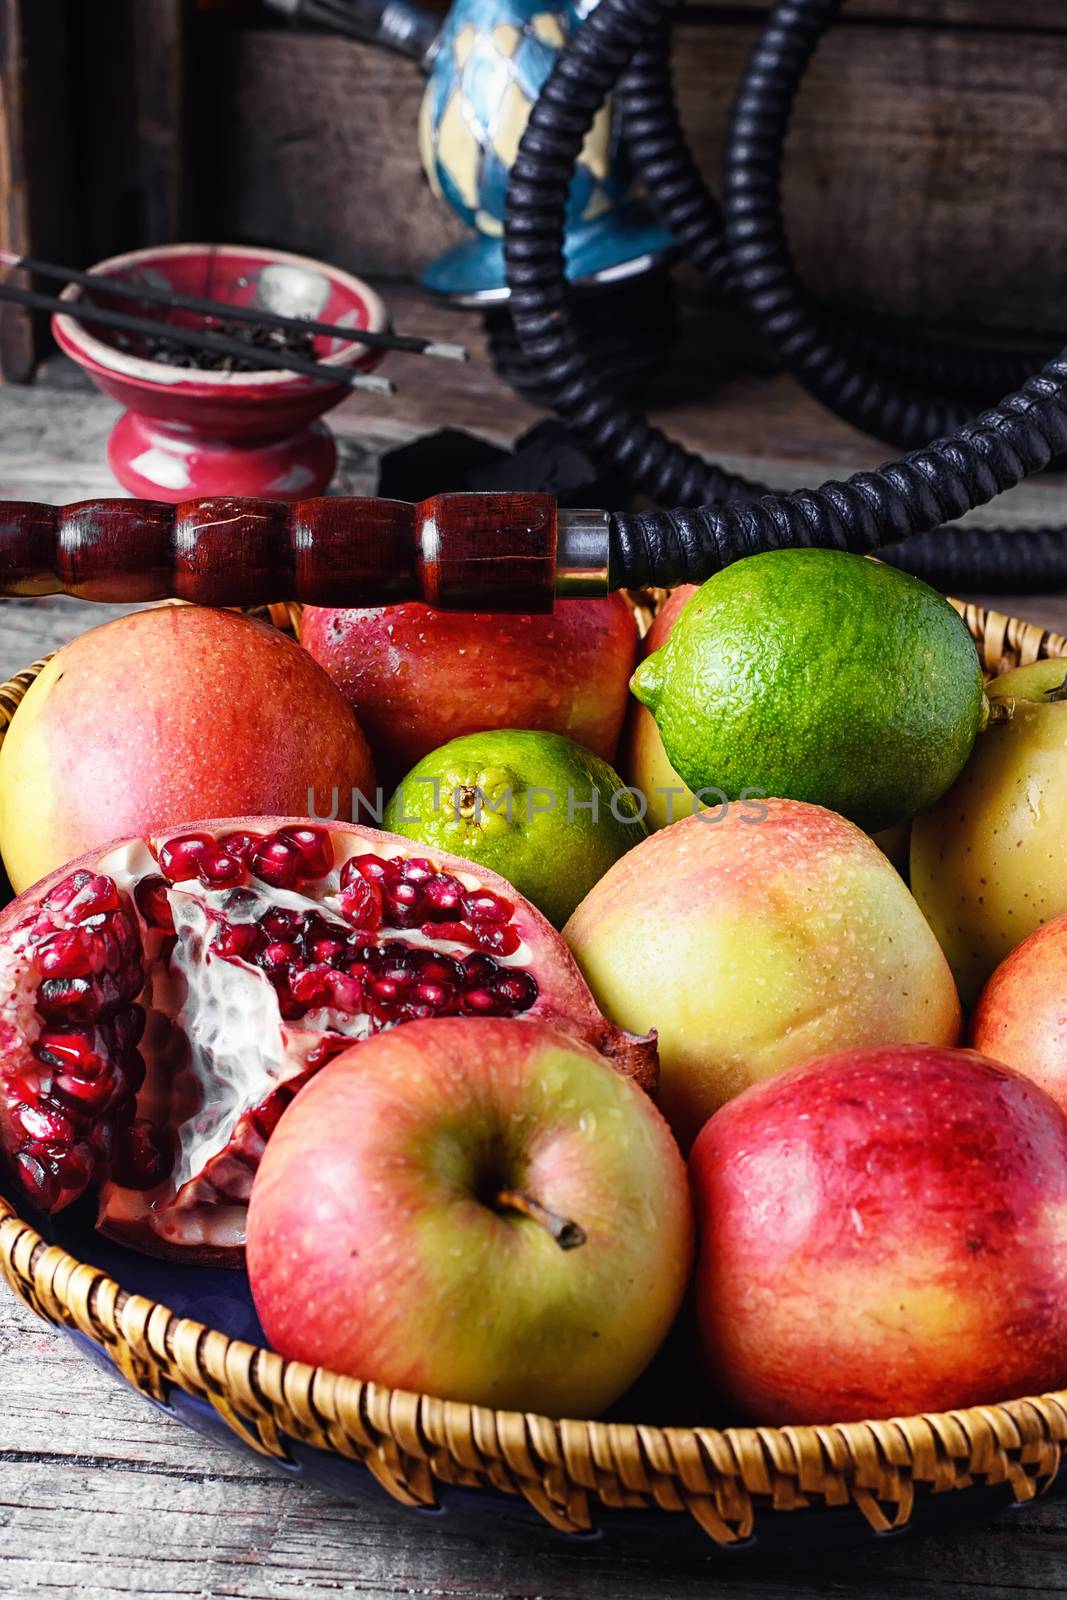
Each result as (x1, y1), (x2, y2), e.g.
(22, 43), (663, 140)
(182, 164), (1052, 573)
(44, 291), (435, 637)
(0, 819), (656, 1262)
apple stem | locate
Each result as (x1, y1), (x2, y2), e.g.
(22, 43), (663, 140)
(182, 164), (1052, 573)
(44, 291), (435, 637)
(494, 1187), (587, 1250)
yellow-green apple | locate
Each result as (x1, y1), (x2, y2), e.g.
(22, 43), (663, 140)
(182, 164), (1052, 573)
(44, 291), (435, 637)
(690, 1044), (1067, 1423)
(0, 606), (375, 895)
(564, 798), (961, 1147)
(300, 596), (638, 788)
(621, 586), (698, 830)
(246, 1016), (693, 1416)
(912, 657), (1067, 1006)
(972, 912), (1067, 1113)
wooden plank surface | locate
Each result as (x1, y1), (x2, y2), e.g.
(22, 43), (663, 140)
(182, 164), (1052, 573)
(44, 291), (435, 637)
(197, 19), (1067, 333)
(3, 356), (1067, 1595)
(0, 0), (78, 381)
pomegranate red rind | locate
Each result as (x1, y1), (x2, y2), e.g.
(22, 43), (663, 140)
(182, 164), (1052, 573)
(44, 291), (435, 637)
(0, 818), (656, 1263)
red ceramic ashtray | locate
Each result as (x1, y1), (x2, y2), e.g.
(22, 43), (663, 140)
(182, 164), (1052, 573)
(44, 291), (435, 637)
(52, 243), (389, 502)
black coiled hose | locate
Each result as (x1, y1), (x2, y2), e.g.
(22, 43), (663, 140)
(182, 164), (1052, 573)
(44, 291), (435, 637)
(503, 0), (1067, 590)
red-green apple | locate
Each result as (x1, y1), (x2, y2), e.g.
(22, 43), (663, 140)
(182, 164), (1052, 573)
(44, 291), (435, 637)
(299, 596), (638, 786)
(972, 912), (1067, 1114)
(246, 1016), (693, 1417)
(564, 798), (961, 1147)
(690, 1044), (1067, 1423)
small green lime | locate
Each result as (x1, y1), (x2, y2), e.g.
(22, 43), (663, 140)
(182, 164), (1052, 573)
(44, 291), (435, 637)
(630, 549), (985, 833)
(383, 729), (645, 927)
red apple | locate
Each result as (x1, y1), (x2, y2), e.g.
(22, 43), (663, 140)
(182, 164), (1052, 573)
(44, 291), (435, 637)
(690, 1044), (1067, 1423)
(299, 596), (638, 786)
(247, 1016), (693, 1417)
(0, 605), (375, 894)
(973, 913), (1067, 1114)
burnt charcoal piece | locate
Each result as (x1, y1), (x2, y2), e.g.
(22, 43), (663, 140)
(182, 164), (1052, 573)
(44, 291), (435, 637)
(376, 421), (625, 509)
(377, 429), (512, 501)
(474, 420), (627, 510)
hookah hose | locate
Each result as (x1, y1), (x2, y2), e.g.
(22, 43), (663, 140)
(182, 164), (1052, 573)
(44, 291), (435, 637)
(503, 0), (1067, 590)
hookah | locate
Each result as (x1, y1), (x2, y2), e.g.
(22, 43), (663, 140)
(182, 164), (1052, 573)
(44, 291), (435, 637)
(500, 0), (1067, 590)
(265, 0), (672, 302)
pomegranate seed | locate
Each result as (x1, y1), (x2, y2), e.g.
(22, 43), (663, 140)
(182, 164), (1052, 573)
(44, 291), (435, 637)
(412, 981), (453, 1010)
(377, 950), (417, 982)
(276, 826), (334, 879)
(213, 923), (266, 962)
(424, 921), (479, 950)
(198, 851), (247, 889)
(389, 881), (423, 916)
(462, 988), (505, 1015)
(491, 971), (538, 1011)
(136, 875), (173, 931)
(289, 967), (332, 1005)
(158, 834), (216, 883)
(37, 976), (96, 1021)
(413, 951), (463, 985)
(15, 1152), (59, 1210)
(13, 1101), (75, 1148)
(400, 858), (436, 885)
(251, 838), (303, 889)
(52, 1071), (116, 1116)
(260, 941), (297, 973)
(44, 872), (121, 923)
(112, 1119), (172, 1190)
(422, 874), (464, 917)
(117, 1052), (147, 1100)
(88, 1121), (114, 1163)
(461, 890), (515, 926)
(327, 972), (363, 1013)
(308, 934), (345, 965)
(338, 875), (382, 931)
(97, 928), (129, 977)
(43, 872), (91, 914)
(36, 1029), (105, 1075)
(261, 908), (303, 940)
(217, 831), (261, 863)
(111, 1006), (147, 1051)
(370, 976), (405, 1003)
(110, 911), (141, 961)
(461, 954), (497, 985)
(34, 928), (103, 981)
(471, 923), (521, 958)
(341, 854), (399, 889)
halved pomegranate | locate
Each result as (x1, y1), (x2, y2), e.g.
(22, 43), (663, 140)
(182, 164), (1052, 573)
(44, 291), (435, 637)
(0, 819), (655, 1262)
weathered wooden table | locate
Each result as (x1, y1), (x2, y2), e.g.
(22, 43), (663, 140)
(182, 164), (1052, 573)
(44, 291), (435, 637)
(4, 336), (1067, 1598)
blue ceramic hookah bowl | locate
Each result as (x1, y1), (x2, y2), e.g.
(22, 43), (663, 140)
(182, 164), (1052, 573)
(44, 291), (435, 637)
(417, 0), (672, 301)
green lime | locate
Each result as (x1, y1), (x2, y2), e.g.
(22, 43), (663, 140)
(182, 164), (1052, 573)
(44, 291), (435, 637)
(383, 729), (645, 927)
(630, 549), (985, 833)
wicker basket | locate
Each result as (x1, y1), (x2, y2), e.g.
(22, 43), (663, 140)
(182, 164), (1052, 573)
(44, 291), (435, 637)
(2, 592), (1067, 1547)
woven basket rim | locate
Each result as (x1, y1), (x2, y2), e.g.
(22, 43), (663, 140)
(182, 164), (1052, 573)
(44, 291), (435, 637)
(2, 592), (1067, 1544)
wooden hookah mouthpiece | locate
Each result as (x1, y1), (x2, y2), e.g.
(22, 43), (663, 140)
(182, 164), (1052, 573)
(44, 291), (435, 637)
(0, 493), (611, 611)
